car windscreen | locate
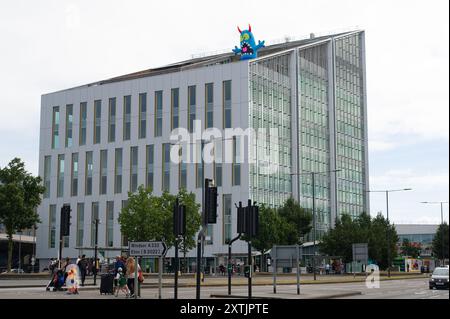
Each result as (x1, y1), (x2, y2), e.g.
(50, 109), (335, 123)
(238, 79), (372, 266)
(433, 268), (449, 276)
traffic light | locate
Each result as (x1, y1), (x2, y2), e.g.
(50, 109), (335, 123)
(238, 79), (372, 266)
(173, 199), (187, 236)
(237, 202), (246, 234)
(205, 185), (218, 224)
(244, 201), (259, 238)
(60, 205), (71, 237)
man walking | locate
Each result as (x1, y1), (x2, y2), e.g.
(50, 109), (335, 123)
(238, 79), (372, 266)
(77, 255), (88, 286)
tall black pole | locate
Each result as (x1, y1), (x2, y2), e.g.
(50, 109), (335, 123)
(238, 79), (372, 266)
(386, 191), (391, 278)
(94, 218), (99, 285)
(248, 241), (252, 299)
(174, 237), (179, 299)
(196, 143), (206, 299)
(312, 172), (316, 281)
(228, 234), (241, 295)
(441, 202), (444, 266)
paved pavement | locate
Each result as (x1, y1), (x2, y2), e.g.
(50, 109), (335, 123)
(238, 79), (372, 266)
(0, 278), (447, 299)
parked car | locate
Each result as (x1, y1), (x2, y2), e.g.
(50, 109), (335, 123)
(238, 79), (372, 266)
(429, 267), (449, 290)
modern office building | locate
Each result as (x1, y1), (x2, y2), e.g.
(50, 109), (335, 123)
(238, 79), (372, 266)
(36, 30), (369, 271)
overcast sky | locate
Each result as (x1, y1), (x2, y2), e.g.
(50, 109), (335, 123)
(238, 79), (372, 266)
(0, 0), (448, 224)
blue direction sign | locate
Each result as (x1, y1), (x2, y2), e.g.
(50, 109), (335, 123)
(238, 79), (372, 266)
(129, 241), (167, 257)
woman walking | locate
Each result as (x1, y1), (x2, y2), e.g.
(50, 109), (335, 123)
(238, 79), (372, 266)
(125, 257), (141, 297)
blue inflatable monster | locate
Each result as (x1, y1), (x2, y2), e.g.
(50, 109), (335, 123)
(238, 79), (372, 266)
(232, 25), (265, 60)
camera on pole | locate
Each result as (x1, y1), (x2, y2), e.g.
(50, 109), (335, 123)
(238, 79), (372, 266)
(173, 198), (186, 236)
(60, 205), (71, 237)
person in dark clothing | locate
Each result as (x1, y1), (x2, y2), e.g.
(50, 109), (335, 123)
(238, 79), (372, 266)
(77, 255), (88, 286)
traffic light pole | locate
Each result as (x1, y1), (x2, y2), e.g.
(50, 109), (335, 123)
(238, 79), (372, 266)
(174, 237), (179, 299)
(248, 240), (252, 299)
(227, 234), (241, 295)
(93, 218), (99, 286)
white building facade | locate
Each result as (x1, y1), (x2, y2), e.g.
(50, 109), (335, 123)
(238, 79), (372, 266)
(36, 30), (369, 271)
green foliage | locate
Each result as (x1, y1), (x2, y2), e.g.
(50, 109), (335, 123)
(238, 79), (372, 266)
(400, 238), (421, 258)
(118, 186), (201, 254)
(277, 198), (312, 245)
(0, 158), (44, 271)
(432, 223), (449, 260)
(320, 212), (398, 269)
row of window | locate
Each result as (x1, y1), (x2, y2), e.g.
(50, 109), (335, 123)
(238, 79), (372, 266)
(47, 194), (234, 249)
(43, 142), (241, 199)
(50, 81), (232, 149)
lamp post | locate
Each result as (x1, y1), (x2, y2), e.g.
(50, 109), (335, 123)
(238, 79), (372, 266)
(93, 218), (99, 286)
(291, 169), (341, 281)
(420, 201), (448, 266)
(367, 188), (412, 277)
(18, 231), (22, 272)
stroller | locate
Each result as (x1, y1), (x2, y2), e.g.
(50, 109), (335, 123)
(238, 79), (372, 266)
(46, 269), (65, 291)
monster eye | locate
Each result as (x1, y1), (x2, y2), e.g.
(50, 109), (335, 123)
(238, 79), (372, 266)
(243, 33), (250, 40)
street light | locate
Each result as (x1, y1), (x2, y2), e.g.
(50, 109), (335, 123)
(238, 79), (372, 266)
(291, 169), (341, 281)
(420, 201), (448, 266)
(367, 188), (412, 277)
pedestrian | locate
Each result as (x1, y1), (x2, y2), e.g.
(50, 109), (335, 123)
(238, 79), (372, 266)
(76, 255), (81, 265)
(325, 263), (330, 275)
(114, 255), (125, 287)
(114, 267), (130, 298)
(77, 255), (88, 286)
(126, 257), (141, 297)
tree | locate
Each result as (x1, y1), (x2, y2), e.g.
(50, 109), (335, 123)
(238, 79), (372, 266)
(277, 198), (312, 245)
(118, 186), (201, 272)
(400, 238), (421, 258)
(0, 158), (44, 272)
(320, 212), (398, 270)
(248, 205), (285, 272)
(432, 223), (449, 261)
(118, 186), (165, 241)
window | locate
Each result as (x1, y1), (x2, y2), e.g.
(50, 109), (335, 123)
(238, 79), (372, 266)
(205, 83), (213, 128)
(171, 88), (179, 130)
(130, 146), (138, 193)
(179, 147), (187, 189)
(79, 102), (87, 146)
(162, 143), (170, 191)
(108, 98), (116, 142)
(232, 137), (241, 186)
(155, 91), (163, 137)
(214, 139), (222, 187)
(139, 93), (147, 139)
(57, 154), (64, 197)
(121, 200), (129, 247)
(114, 148), (122, 194)
(223, 80), (232, 128)
(106, 201), (114, 247)
(43, 156), (51, 198)
(65, 104), (73, 147)
(76, 203), (84, 247)
(49, 205), (56, 248)
(91, 202), (99, 247)
(71, 153), (78, 196)
(196, 142), (203, 188)
(223, 194), (232, 244)
(206, 224), (214, 245)
(146, 145), (154, 190)
(52, 106), (60, 149)
(123, 95), (131, 140)
(100, 150), (107, 195)
(85, 151), (93, 196)
(94, 100), (101, 144)
(188, 86), (196, 133)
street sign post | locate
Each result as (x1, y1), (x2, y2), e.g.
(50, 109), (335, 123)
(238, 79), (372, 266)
(352, 243), (368, 275)
(129, 241), (167, 299)
(272, 245), (302, 295)
(129, 241), (167, 257)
